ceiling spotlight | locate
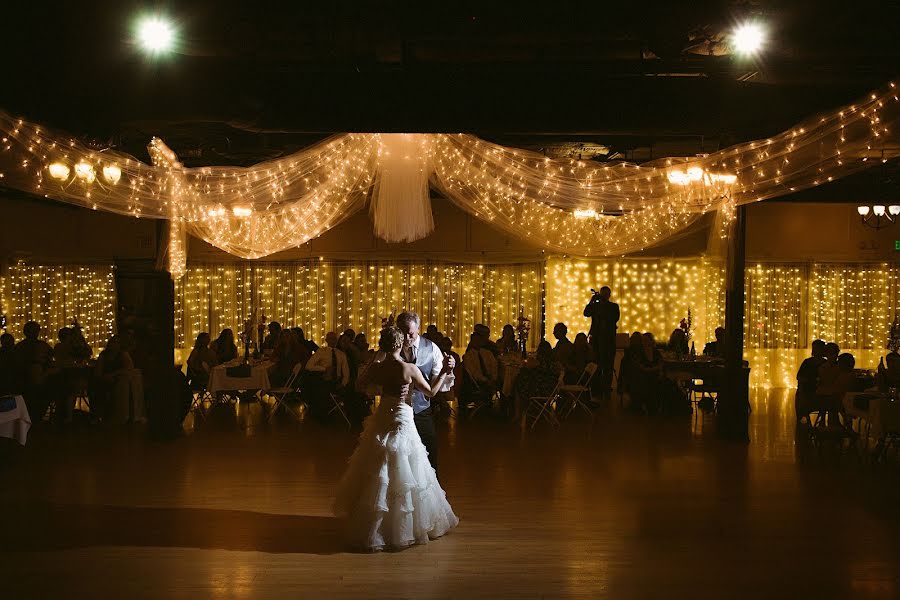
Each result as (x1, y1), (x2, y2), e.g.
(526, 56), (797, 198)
(136, 16), (175, 54)
(731, 22), (765, 55)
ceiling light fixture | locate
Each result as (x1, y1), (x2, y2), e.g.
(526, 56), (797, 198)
(136, 16), (175, 54)
(731, 22), (765, 55)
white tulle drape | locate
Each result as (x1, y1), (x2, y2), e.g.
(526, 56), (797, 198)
(370, 134), (435, 243)
(0, 80), (897, 275)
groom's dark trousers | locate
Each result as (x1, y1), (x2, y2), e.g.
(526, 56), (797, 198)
(414, 404), (439, 477)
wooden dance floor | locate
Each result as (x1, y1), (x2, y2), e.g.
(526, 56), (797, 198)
(2, 389), (899, 599)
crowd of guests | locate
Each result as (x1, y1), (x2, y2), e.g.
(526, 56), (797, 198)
(795, 340), (868, 429)
(0, 320), (142, 425)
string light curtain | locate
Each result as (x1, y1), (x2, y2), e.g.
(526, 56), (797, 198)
(1, 82), (897, 274)
(0, 262), (116, 351)
(176, 261), (544, 352)
(545, 257), (724, 352)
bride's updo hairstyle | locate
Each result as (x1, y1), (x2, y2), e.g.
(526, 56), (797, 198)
(379, 326), (404, 353)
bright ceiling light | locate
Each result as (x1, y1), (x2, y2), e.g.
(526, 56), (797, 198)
(573, 209), (599, 219)
(136, 16), (175, 53)
(731, 22), (765, 55)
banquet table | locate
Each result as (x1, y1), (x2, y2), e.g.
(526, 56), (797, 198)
(208, 360), (271, 395)
(0, 395), (31, 445)
(843, 391), (900, 440)
(499, 355), (524, 396)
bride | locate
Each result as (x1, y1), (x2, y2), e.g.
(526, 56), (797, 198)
(333, 326), (459, 551)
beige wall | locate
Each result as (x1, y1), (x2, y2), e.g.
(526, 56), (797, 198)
(2, 192), (896, 264)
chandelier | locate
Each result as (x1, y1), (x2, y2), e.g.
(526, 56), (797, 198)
(857, 204), (900, 230)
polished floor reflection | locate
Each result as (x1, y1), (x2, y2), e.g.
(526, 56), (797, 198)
(2, 388), (899, 599)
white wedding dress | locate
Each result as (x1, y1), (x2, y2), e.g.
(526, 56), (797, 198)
(333, 390), (458, 551)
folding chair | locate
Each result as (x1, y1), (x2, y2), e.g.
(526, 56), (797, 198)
(560, 362), (599, 419)
(525, 372), (565, 429)
(267, 362), (305, 422)
(328, 392), (352, 429)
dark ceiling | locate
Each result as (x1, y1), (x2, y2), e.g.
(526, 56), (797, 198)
(2, 0), (899, 168)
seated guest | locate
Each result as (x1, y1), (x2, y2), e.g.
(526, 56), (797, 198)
(816, 342), (841, 385)
(14, 321), (55, 421)
(474, 323), (499, 356)
(338, 330), (363, 384)
(293, 326), (319, 354)
(354, 333), (373, 363)
(619, 332), (644, 404)
(876, 351), (900, 390)
(795, 339), (826, 422)
(815, 352), (855, 428)
(703, 327), (726, 358)
(55, 326), (92, 366)
(552, 323), (578, 383)
(496, 324), (519, 355)
(268, 330), (304, 388)
(572, 332), (596, 378)
(667, 328), (689, 356)
(303, 331), (350, 418)
(423, 324), (442, 344)
(460, 333), (498, 414)
(0, 332), (16, 394)
(262, 321), (282, 352)
(186, 332), (218, 389)
(512, 340), (561, 421)
(91, 336), (135, 421)
(210, 328), (238, 364)
(632, 332), (665, 413)
(53, 327), (93, 424)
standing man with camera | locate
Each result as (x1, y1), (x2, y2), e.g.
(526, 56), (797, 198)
(583, 286), (619, 398)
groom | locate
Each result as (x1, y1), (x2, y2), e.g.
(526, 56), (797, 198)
(396, 311), (455, 475)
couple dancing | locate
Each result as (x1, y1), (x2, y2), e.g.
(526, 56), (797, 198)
(333, 311), (459, 551)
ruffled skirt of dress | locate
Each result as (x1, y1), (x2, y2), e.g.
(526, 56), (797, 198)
(333, 399), (458, 551)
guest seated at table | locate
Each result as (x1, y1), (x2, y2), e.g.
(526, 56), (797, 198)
(572, 332), (595, 379)
(632, 332), (666, 414)
(496, 324), (519, 355)
(552, 323), (578, 383)
(795, 339), (826, 423)
(0, 332), (16, 394)
(91, 336), (134, 421)
(303, 331), (350, 419)
(459, 333), (498, 415)
(262, 321), (282, 352)
(474, 323), (499, 356)
(52, 326), (93, 424)
(703, 327), (726, 359)
(512, 340), (561, 422)
(667, 328), (689, 357)
(268, 330), (305, 388)
(618, 332), (644, 402)
(875, 351), (900, 390)
(354, 333), (373, 363)
(14, 321), (56, 422)
(424, 324), (442, 344)
(54, 326), (93, 368)
(210, 328), (238, 364)
(815, 352), (855, 428)
(293, 326), (319, 354)
(186, 332), (218, 389)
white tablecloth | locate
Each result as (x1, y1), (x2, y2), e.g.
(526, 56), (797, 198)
(844, 391), (900, 439)
(208, 361), (271, 394)
(0, 395), (31, 445)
